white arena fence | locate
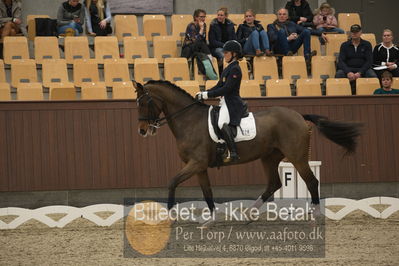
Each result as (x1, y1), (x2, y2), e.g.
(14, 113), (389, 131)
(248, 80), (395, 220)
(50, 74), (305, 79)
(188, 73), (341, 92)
(1, 162), (398, 229)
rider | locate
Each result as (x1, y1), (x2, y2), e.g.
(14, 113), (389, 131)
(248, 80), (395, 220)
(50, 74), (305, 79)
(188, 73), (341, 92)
(196, 40), (246, 163)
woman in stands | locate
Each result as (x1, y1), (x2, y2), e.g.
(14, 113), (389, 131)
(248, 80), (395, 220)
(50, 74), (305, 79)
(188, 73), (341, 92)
(373, 29), (399, 79)
(181, 9), (211, 59)
(57, 0), (85, 36)
(285, 0), (313, 27)
(84, 0), (112, 36)
(313, 3), (344, 34)
(236, 9), (271, 56)
(0, 0), (25, 40)
(195, 40), (245, 163)
(208, 7), (237, 66)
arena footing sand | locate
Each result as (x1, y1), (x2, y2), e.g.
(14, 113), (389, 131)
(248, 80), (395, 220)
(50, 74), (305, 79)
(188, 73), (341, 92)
(1, 211), (398, 265)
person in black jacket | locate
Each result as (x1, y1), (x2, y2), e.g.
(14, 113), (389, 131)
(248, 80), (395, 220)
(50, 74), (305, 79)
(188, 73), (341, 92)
(336, 24), (377, 93)
(236, 9), (271, 56)
(373, 29), (399, 79)
(285, 0), (313, 27)
(196, 40), (245, 163)
(208, 7), (236, 64)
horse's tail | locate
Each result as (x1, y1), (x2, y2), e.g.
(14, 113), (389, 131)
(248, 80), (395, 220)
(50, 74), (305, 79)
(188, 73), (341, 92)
(303, 114), (362, 154)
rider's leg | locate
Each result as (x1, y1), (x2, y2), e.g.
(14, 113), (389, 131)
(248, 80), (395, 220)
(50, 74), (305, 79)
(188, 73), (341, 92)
(221, 123), (239, 162)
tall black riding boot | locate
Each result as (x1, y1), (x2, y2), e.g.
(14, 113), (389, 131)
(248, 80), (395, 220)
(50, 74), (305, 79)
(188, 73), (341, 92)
(221, 124), (240, 163)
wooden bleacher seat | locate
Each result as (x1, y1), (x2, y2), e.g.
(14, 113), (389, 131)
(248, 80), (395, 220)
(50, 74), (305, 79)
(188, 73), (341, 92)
(256, 14), (277, 28)
(64, 36), (90, 64)
(338, 13), (361, 33)
(240, 80), (261, 97)
(81, 82), (107, 100)
(356, 78), (380, 95)
(0, 83), (11, 100)
(27, 15), (50, 41)
(205, 80), (218, 90)
(175, 80), (200, 97)
(282, 56), (308, 83)
(104, 58), (130, 87)
(194, 57), (219, 86)
(326, 78), (352, 96)
(311, 56), (336, 80)
(34, 37), (60, 64)
(143, 15), (167, 41)
(11, 59), (37, 87)
(227, 14), (244, 30)
(153, 36), (179, 63)
(393, 78), (399, 88)
(123, 36), (148, 64)
(49, 83), (76, 100)
(94, 36), (120, 63)
(164, 58), (190, 83)
(0, 60), (6, 83)
(297, 36), (322, 58)
(114, 15), (139, 41)
(133, 58), (160, 84)
(17, 82), (43, 100)
(253, 56), (279, 85)
(266, 79), (291, 97)
(361, 33), (376, 47)
(73, 59), (100, 87)
(296, 79), (322, 96)
(112, 81), (136, 99)
(42, 59), (70, 87)
(3, 36), (29, 64)
(171, 14), (192, 42)
(325, 34), (348, 57)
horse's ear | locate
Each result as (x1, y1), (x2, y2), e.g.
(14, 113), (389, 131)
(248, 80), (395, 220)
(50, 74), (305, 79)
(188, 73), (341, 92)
(132, 80), (143, 92)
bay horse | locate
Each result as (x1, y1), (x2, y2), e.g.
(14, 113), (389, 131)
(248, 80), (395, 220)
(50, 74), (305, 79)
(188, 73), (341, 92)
(133, 80), (361, 213)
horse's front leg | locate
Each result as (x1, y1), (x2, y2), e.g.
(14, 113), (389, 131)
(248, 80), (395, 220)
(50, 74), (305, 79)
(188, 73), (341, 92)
(167, 161), (203, 210)
(197, 170), (215, 213)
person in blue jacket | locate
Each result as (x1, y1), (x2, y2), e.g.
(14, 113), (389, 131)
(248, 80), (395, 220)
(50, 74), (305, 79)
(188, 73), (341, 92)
(196, 40), (245, 163)
(208, 7), (236, 65)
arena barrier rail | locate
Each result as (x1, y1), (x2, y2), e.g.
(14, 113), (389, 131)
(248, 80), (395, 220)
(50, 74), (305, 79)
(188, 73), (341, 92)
(1, 197), (398, 229)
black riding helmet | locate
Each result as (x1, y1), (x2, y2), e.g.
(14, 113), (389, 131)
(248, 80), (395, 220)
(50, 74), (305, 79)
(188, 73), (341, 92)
(223, 40), (243, 58)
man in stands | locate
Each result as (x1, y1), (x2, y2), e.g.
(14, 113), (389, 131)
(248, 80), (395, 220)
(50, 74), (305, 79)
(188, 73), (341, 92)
(0, 0), (25, 40)
(336, 24), (377, 93)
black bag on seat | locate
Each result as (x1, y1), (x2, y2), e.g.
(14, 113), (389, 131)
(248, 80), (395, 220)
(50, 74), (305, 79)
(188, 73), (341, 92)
(35, 18), (58, 36)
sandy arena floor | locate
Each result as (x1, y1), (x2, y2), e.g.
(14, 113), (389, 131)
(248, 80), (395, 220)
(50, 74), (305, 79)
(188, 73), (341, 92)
(1, 209), (398, 266)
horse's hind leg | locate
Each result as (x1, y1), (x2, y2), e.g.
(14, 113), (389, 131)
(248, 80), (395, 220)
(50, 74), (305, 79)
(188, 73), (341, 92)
(197, 170), (215, 213)
(254, 150), (284, 207)
(292, 159), (320, 205)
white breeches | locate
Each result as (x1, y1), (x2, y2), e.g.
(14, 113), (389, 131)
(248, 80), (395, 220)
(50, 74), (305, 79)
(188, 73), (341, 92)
(218, 97), (230, 129)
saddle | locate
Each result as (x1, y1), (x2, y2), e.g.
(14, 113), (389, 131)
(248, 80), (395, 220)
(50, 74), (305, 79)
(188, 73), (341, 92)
(209, 103), (254, 168)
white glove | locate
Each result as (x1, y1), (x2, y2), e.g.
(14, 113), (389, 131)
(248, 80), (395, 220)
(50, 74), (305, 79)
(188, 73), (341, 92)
(195, 91), (208, 100)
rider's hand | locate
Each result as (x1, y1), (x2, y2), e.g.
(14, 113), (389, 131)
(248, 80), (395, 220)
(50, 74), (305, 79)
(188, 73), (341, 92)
(195, 91), (208, 100)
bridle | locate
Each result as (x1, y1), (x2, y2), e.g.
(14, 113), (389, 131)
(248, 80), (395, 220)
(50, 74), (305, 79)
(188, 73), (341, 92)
(137, 90), (198, 129)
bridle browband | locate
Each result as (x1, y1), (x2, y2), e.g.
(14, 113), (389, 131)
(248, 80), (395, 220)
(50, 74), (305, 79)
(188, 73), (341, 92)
(137, 90), (198, 129)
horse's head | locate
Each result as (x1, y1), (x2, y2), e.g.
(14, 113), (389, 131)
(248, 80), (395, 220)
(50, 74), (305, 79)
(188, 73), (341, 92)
(134, 81), (163, 137)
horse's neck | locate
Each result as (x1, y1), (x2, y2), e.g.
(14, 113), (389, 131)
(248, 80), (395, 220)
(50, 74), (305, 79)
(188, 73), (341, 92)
(151, 85), (207, 139)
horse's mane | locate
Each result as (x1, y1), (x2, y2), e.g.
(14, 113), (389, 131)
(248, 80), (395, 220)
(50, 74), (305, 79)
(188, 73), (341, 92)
(145, 80), (207, 106)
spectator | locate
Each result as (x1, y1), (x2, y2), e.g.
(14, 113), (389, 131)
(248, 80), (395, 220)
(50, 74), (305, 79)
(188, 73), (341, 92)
(84, 0), (112, 36)
(373, 29), (399, 79)
(181, 9), (211, 59)
(57, 0), (85, 36)
(285, 0), (313, 27)
(208, 7), (236, 65)
(236, 9), (271, 56)
(267, 8), (316, 60)
(0, 0), (26, 39)
(336, 24), (377, 93)
(373, 71), (399, 94)
(313, 2), (344, 35)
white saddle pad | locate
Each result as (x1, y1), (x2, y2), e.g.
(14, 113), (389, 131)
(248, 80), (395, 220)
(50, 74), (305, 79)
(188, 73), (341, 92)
(208, 106), (257, 143)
